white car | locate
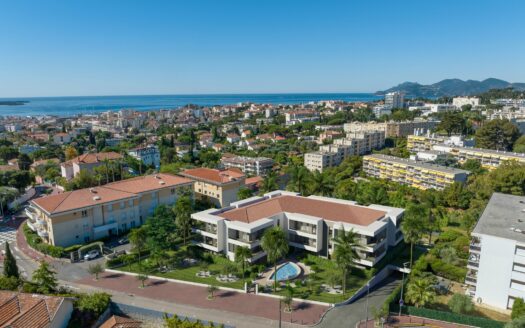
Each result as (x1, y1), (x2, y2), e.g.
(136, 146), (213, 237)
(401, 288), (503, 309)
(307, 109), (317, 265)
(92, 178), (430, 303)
(83, 250), (100, 261)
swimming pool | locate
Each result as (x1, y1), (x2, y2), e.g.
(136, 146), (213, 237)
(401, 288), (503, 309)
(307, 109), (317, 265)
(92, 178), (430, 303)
(270, 262), (301, 282)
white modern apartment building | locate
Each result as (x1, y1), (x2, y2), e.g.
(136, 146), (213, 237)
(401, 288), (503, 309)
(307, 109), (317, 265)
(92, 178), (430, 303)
(385, 92), (404, 109)
(191, 190), (404, 266)
(128, 145), (161, 169)
(453, 97), (480, 108)
(305, 131), (385, 172)
(285, 110), (320, 126)
(221, 155), (274, 176)
(467, 193), (525, 310)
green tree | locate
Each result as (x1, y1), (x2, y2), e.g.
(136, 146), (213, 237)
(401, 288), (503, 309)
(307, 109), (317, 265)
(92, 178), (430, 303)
(129, 226), (148, 265)
(260, 171), (279, 193)
(17, 153), (32, 171)
(442, 182), (472, 209)
(287, 165), (311, 195)
(237, 187), (253, 200)
(437, 112), (467, 136)
(505, 316), (525, 328)
(448, 293), (474, 314)
(145, 205), (177, 251)
(461, 159), (485, 175)
(3, 243), (19, 279)
(475, 118), (520, 151)
(76, 293), (111, 316)
(514, 136), (525, 153)
(332, 227), (358, 295)
(0, 275), (20, 290)
(355, 181), (389, 205)
(261, 227), (289, 292)
(234, 246), (252, 281)
(310, 171), (334, 196)
(174, 195), (192, 245)
(137, 273), (148, 288)
(88, 263), (104, 280)
(401, 204), (426, 267)
(32, 261), (58, 294)
(512, 298), (525, 319)
(405, 275), (436, 308)
(283, 284), (294, 312)
(333, 179), (357, 200)
(207, 284), (218, 299)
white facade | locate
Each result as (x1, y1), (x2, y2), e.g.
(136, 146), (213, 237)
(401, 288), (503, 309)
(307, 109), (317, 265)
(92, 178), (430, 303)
(453, 97), (480, 108)
(128, 145), (161, 169)
(385, 92), (404, 109)
(468, 193), (525, 310)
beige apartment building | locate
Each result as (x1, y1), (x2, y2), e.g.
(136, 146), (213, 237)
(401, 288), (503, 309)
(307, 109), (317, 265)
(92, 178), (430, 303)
(363, 154), (469, 190)
(60, 152), (123, 180)
(344, 119), (438, 138)
(27, 174), (193, 247)
(179, 168), (246, 207)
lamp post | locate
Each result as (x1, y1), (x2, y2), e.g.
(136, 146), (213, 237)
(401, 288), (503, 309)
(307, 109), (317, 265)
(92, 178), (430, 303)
(279, 298), (282, 328)
(399, 261), (409, 317)
(365, 282), (370, 326)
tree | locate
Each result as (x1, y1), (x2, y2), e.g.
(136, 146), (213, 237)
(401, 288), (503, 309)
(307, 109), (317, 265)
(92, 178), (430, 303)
(283, 284), (294, 312)
(88, 263), (104, 280)
(475, 119), (520, 151)
(32, 261), (58, 294)
(174, 195), (192, 245)
(512, 298), (525, 319)
(442, 182), (472, 209)
(234, 246), (252, 281)
(514, 136), (525, 153)
(17, 153), (32, 171)
(207, 284), (218, 300)
(65, 146), (78, 160)
(287, 165), (311, 195)
(332, 227), (358, 295)
(260, 171), (279, 193)
(129, 226), (148, 265)
(448, 293), (474, 314)
(145, 205), (177, 251)
(355, 181), (389, 206)
(401, 204), (427, 268)
(505, 316), (525, 328)
(405, 275), (436, 308)
(261, 227), (289, 292)
(310, 171), (334, 196)
(237, 187), (253, 200)
(437, 112), (467, 136)
(76, 293), (111, 316)
(137, 274), (148, 288)
(0, 275), (20, 290)
(3, 243), (19, 279)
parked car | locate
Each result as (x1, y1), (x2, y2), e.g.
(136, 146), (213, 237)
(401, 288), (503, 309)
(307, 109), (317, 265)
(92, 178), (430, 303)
(84, 250), (100, 261)
(118, 237), (129, 245)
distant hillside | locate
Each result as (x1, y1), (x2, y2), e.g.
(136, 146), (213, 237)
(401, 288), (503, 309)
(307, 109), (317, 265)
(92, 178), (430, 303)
(376, 78), (525, 98)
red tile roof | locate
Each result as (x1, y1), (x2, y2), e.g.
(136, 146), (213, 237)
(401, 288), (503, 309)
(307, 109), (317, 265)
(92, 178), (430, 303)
(218, 195), (385, 225)
(100, 315), (142, 328)
(180, 168), (245, 184)
(63, 152), (123, 166)
(0, 291), (65, 328)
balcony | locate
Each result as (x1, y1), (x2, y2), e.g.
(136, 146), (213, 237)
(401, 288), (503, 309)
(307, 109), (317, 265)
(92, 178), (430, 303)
(37, 229), (49, 238)
(93, 221), (118, 234)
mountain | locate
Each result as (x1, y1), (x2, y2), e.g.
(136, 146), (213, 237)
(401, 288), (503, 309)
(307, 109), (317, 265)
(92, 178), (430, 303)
(376, 78), (525, 98)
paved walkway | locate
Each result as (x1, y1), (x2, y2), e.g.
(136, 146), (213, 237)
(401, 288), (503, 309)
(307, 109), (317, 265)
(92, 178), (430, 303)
(316, 275), (401, 328)
(77, 272), (328, 326)
(358, 315), (472, 328)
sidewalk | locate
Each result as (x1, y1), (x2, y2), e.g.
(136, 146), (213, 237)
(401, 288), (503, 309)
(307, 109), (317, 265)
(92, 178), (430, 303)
(16, 220), (53, 264)
(77, 271), (328, 326)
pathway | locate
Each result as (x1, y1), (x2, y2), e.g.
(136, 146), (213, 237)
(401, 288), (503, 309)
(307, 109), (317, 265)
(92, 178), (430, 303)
(77, 271), (329, 326)
(316, 275), (401, 328)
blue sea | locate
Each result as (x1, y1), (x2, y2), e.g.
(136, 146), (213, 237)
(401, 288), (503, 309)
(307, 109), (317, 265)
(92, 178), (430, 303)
(0, 93), (380, 117)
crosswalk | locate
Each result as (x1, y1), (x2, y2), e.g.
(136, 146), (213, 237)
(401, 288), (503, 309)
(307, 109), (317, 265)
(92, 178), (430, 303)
(0, 225), (17, 245)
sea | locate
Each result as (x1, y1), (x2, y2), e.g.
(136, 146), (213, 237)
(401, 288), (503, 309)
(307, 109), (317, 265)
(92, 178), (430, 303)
(0, 93), (380, 117)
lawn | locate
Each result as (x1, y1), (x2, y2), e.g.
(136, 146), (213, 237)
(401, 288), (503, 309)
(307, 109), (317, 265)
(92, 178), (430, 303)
(113, 248), (372, 304)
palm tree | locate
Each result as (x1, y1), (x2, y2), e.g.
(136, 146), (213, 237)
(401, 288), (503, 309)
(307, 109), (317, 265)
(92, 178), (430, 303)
(174, 196), (192, 245)
(401, 204), (426, 268)
(310, 171), (334, 196)
(261, 227), (289, 292)
(260, 171), (279, 193)
(129, 226), (148, 265)
(234, 246), (252, 281)
(405, 276), (436, 308)
(332, 227), (358, 295)
(287, 165), (311, 195)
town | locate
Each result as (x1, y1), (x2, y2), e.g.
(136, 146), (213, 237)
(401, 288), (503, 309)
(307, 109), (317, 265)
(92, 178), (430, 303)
(2, 87), (525, 327)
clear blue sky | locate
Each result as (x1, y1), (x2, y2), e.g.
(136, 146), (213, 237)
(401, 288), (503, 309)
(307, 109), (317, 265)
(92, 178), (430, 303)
(1, 0), (524, 97)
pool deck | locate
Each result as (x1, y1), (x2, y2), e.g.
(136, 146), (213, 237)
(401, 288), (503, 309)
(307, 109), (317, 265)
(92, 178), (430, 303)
(255, 260), (311, 287)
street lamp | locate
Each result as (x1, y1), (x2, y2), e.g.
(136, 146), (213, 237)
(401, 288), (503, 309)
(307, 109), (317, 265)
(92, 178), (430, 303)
(399, 261), (410, 317)
(365, 282), (370, 326)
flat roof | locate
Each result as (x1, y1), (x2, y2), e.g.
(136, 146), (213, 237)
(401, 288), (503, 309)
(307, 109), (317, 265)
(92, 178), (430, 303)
(473, 193), (525, 243)
(218, 195), (386, 225)
(364, 153), (470, 175)
(435, 144), (525, 159)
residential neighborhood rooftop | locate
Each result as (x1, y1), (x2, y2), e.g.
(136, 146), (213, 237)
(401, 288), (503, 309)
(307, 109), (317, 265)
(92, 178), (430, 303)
(0, 290), (66, 328)
(365, 153), (470, 175)
(180, 167), (245, 184)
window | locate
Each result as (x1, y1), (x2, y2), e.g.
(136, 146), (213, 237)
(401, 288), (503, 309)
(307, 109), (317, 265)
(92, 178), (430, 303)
(516, 246), (525, 257)
(81, 210), (88, 217)
(511, 280), (525, 291)
(107, 205), (113, 213)
(120, 202), (125, 209)
(171, 188), (175, 194)
(514, 263), (525, 274)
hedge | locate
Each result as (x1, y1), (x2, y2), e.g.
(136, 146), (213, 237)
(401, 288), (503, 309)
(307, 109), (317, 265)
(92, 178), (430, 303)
(23, 224), (64, 257)
(389, 305), (505, 328)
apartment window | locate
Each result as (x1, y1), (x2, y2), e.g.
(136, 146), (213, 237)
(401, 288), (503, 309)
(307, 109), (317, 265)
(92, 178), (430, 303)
(516, 246), (525, 257)
(120, 202), (125, 209)
(128, 200), (133, 207)
(81, 210), (88, 217)
(514, 263), (525, 274)
(171, 188), (175, 194)
(511, 280), (525, 291)
(107, 205), (113, 213)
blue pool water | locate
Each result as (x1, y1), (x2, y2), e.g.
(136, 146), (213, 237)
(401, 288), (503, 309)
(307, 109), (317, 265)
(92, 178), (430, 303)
(270, 262), (301, 282)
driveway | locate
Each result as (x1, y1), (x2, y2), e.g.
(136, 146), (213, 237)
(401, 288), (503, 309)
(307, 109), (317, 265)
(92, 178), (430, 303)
(317, 274), (401, 328)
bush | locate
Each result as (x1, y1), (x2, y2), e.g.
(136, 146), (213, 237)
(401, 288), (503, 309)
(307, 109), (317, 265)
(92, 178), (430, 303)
(427, 255), (467, 282)
(64, 244), (83, 253)
(436, 230), (463, 243)
(23, 224), (64, 257)
(0, 275), (20, 290)
(448, 293), (474, 314)
(511, 298), (525, 319)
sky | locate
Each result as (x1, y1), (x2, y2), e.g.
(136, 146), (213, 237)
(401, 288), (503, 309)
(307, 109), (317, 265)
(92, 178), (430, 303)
(1, 0), (524, 97)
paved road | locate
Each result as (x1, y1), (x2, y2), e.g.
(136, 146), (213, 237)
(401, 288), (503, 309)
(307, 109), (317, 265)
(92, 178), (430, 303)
(317, 275), (401, 328)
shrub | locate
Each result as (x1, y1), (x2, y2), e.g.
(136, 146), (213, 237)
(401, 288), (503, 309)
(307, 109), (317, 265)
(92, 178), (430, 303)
(64, 244), (83, 253)
(23, 224), (64, 257)
(75, 292), (111, 316)
(448, 293), (474, 314)
(0, 275), (20, 290)
(511, 298), (525, 319)
(436, 230), (463, 243)
(392, 306), (505, 328)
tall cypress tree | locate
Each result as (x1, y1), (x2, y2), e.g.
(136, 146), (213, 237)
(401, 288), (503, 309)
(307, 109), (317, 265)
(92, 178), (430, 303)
(3, 242), (19, 279)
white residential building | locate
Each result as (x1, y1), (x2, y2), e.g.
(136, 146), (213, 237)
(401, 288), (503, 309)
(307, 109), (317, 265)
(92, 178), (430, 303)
(385, 92), (404, 109)
(191, 190), (404, 266)
(453, 97), (480, 108)
(467, 193), (525, 310)
(128, 145), (160, 169)
(221, 155), (274, 176)
(285, 110), (320, 126)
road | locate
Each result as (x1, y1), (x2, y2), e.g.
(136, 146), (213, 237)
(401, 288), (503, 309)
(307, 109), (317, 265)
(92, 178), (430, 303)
(317, 275), (401, 328)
